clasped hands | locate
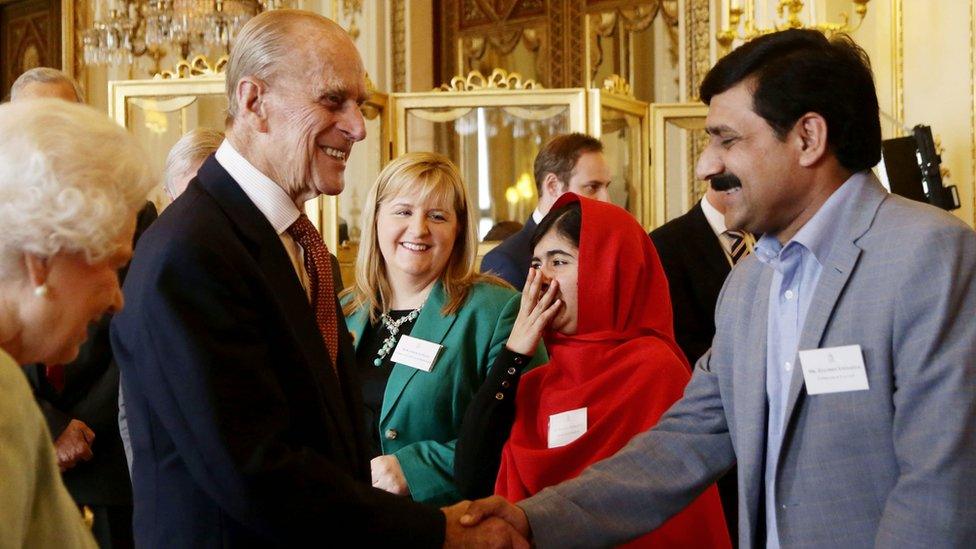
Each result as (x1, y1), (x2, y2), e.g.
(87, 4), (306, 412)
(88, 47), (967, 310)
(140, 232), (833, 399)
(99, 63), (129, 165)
(442, 496), (531, 548)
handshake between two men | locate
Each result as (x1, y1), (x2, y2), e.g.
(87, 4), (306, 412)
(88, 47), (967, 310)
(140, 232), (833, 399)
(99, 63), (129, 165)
(442, 497), (531, 548)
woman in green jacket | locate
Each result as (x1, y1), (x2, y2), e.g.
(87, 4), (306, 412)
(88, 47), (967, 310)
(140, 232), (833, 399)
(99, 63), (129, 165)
(342, 152), (546, 505)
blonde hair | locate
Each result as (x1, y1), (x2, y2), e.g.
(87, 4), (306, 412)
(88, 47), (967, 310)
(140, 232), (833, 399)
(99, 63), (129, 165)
(225, 9), (342, 119)
(342, 152), (508, 320)
(0, 99), (154, 277)
(163, 128), (224, 196)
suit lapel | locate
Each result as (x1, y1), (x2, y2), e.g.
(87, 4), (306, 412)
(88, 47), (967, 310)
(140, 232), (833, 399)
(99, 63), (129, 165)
(733, 265), (773, 524)
(379, 280), (459, 424)
(780, 176), (888, 430)
(195, 157), (353, 454)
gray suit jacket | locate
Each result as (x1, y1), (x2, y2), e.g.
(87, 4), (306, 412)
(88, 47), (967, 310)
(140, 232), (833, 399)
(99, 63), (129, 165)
(520, 175), (976, 548)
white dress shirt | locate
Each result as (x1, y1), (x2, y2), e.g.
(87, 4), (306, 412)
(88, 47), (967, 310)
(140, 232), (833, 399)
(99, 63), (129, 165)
(214, 140), (311, 297)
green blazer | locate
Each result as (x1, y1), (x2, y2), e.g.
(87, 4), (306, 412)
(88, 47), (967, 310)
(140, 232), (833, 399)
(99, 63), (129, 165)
(345, 279), (547, 505)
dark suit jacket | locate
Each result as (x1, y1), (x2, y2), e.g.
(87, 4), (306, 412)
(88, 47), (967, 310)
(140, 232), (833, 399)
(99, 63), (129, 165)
(110, 157), (444, 547)
(479, 215), (537, 290)
(24, 201), (157, 507)
(649, 201), (730, 365)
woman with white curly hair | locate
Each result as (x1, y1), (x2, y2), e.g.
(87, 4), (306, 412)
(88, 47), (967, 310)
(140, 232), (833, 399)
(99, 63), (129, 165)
(0, 98), (154, 547)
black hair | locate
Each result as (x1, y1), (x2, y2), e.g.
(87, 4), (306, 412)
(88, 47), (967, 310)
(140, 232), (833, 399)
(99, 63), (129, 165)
(699, 29), (881, 173)
(531, 200), (582, 250)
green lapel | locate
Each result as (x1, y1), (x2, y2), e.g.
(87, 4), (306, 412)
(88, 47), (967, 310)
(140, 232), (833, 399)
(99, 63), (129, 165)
(344, 299), (370, 353)
(379, 279), (460, 424)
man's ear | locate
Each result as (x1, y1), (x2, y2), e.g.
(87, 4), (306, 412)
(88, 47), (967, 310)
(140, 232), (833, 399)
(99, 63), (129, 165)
(23, 253), (50, 288)
(236, 76), (270, 133)
(542, 173), (562, 200)
(794, 112), (829, 168)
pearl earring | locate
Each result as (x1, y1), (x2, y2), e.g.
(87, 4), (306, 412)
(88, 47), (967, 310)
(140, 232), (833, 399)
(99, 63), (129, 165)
(33, 284), (49, 297)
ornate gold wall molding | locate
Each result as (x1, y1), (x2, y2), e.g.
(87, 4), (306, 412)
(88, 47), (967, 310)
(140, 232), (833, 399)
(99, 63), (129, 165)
(892, 0), (904, 133)
(392, 0), (406, 92)
(684, 0), (711, 101)
(438, 68), (542, 91)
(971, 0), (976, 218)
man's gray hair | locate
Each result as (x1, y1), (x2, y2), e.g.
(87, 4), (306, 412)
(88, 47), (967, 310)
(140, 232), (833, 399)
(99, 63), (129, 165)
(225, 9), (338, 120)
(0, 99), (154, 278)
(164, 127), (224, 196)
(10, 67), (84, 103)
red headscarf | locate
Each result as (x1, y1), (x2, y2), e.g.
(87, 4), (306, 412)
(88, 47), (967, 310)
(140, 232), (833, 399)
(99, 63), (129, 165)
(496, 194), (730, 548)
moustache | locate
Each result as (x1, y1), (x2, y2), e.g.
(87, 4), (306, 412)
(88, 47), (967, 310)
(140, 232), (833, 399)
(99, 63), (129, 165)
(710, 174), (742, 191)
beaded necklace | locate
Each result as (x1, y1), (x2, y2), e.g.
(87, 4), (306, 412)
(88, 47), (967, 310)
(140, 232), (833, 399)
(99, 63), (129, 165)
(373, 304), (423, 366)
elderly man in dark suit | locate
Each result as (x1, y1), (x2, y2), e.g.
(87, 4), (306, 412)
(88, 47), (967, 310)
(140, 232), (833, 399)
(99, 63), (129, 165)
(111, 9), (523, 548)
(480, 132), (611, 289)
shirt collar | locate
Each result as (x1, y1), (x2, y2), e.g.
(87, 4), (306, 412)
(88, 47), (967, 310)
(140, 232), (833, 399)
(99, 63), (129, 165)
(214, 140), (300, 236)
(532, 208), (544, 225)
(754, 170), (869, 267)
(699, 193), (728, 238)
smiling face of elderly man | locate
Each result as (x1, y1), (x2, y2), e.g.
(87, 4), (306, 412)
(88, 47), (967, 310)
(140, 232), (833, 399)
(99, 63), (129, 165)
(225, 12), (368, 207)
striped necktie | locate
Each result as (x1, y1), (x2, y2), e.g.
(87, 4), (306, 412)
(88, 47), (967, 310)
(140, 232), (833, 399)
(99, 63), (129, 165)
(724, 230), (750, 265)
(287, 214), (339, 371)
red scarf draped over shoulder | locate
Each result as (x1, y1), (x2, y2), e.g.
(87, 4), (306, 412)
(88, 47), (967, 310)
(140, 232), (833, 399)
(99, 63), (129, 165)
(496, 194), (731, 548)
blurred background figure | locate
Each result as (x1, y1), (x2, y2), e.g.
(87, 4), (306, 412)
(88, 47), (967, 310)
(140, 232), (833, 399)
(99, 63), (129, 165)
(12, 70), (156, 549)
(9, 67), (84, 103)
(342, 152), (546, 505)
(0, 99), (153, 548)
(480, 132), (612, 290)
(482, 220), (523, 243)
(163, 128), (225, 201)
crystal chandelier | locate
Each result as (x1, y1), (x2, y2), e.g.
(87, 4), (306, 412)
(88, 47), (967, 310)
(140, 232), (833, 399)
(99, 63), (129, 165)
(83, 1), (291, 72)
(718, 0), (871, 51)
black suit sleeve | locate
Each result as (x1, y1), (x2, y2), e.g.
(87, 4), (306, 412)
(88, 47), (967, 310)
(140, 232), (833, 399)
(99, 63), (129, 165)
(114, 240), (445, 546)
(454, 347), (532, 499)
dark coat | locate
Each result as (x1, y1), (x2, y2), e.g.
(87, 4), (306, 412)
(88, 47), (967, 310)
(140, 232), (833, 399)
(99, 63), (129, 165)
(110, 157), (444, 547)
(479, 216), (538, 290)
(649, 200), (730, 365)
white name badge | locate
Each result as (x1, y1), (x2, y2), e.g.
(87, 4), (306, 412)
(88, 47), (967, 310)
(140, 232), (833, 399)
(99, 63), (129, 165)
(798, 344), (870, 395)
(548, 407), (587, 449)
(390, 335), (443, 373)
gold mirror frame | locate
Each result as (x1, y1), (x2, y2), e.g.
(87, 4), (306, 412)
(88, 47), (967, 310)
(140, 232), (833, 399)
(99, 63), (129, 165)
(649, 102), (708, 228)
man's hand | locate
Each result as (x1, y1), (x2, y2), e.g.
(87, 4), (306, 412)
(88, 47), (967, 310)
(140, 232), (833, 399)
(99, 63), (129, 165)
(370, 454), (410, 496)
(459, 496), (531, 540)
(54, 419), (95, 472)
(442, 501), (529, 548)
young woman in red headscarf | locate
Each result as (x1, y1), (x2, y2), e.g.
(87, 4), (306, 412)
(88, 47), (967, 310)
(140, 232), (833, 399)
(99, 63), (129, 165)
(455, 194), (731, 548)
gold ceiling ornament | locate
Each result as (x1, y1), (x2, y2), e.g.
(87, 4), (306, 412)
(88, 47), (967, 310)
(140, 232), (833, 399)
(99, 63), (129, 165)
(437, 68), (543, 92)
(154, 54), (228, 79)
(84, 1), (292, 75)
(601, 75), (633, 97)
(717, 0), (871, 51)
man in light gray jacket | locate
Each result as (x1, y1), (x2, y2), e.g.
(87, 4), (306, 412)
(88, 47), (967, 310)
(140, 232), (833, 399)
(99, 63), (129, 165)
(460, 28), (976, 548)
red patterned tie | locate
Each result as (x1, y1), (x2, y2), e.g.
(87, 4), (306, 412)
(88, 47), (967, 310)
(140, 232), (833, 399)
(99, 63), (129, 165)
(287, 214), (339, 371)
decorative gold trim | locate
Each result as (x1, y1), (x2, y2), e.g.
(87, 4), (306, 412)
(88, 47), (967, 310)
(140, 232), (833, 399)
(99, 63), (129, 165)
(971, 0), (976, 224)
(892, 0), (904, 135)
(154, 55), (228, 79)
(392, 0), (406, 92)
(601, 74), (633, 96)
(686, 0), (710, 101)
(437, 69), (543, 92)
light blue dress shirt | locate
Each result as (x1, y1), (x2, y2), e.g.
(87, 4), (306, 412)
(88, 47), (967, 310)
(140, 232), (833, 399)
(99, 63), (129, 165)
(752, 172), (868, 548)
